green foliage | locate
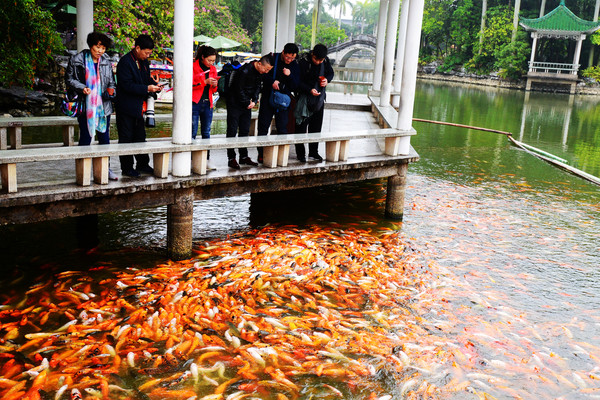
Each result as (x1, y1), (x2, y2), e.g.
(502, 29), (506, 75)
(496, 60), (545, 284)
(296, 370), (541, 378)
(582, 66), (600, 81)
(0, 0), (63, 88)
(295, 23), (347, 50)
(422, 0), (453, 57)
(494, 34), (530, 80)
(193, 0), (251, 49)
(449, 0), (479, 60)
(466, 6), (512, 74)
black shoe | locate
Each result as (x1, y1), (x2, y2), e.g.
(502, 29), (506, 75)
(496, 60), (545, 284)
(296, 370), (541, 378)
(228, 159), (241, 170)
(122, 169), (141, 178)
(136, 165), (154, 175)
(297, 155), (306, 163)
(308, 153), (323, 162)
(239, 157), (258, 166)
(258, 156), (263, 164)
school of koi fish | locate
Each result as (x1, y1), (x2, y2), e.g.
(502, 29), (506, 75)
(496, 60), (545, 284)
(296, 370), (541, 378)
(2, 174), (600, 399)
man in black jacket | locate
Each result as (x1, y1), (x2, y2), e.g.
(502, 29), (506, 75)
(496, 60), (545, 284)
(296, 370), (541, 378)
(256, 43), (300, 163)
(294, 44), (334, 162)
(225, 54), (273, 170)
(115, 34), (162, 177)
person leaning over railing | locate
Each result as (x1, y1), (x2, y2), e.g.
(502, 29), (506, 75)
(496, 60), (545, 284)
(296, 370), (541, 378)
(65, 31), (118, 180)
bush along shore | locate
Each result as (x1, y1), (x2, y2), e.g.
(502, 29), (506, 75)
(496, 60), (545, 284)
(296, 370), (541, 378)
(418, 61), (600, 95)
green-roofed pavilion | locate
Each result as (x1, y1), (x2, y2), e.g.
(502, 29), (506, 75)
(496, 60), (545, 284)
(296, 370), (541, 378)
(519, 0), (600, 93)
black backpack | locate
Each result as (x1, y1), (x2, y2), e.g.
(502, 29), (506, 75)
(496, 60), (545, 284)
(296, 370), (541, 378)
(217, 61), (242, 97)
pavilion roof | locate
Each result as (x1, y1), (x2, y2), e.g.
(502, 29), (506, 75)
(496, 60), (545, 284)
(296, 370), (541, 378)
(520, 0), (600, 37)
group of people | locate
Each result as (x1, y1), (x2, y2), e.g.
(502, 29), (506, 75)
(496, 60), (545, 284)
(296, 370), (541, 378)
(66, 33), (334, 178)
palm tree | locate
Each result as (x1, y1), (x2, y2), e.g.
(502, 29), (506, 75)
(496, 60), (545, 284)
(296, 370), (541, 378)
(352, 0), (370, 34)
(329, 0), (354, 30)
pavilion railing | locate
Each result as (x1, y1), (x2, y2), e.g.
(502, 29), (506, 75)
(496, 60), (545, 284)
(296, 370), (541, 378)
(528, 61), (579, 75)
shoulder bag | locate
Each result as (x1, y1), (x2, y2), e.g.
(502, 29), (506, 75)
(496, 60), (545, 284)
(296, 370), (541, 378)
(269, 54), (291, 111)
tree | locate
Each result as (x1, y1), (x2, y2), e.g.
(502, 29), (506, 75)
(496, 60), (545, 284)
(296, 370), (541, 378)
(352, 0), (371, 34)
(329, 0), (353, 29)
(467, 6), (513, 73)
(422, 0), (453, 57)
(0, 0), (63, 88)
(295, 22), (347, 50)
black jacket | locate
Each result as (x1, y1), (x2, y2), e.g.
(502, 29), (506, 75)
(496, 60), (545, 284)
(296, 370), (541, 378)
(261, 52), (299, 97)
(296, 52), (335, 97)
(115, 50), (154, 118)
(227, 62), (263, 109)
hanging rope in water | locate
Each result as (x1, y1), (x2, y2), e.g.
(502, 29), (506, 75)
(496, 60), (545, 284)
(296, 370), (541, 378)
(413, 117), (600, 186)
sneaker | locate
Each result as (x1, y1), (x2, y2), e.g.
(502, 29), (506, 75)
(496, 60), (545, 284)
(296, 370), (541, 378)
(309, 153), (323, 162)
(108, 169), (118, 181)
(122, 169), (140, 178)
(239, 157), (258, 166)
(136, 165), (154, 175)
(297, 155), (306, 163)
(228, 159), (241, 170)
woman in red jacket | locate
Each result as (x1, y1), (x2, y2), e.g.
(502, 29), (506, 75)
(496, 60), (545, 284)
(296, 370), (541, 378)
(192, 45), (218, 142)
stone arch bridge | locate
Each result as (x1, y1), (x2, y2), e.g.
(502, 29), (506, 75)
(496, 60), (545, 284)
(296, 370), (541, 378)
(328, 35), (376, 66)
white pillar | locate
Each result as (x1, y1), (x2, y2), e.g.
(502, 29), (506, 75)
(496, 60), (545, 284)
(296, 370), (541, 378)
(263, 0), (277, 54)
(171, 0), (194, 176)
(573, 35), (585, 73)
(529, 33), (538, 72)
(276, 0), (291, 51)
(380, 0), (401, 106)
(392, 0), (410, 108)
(539, 0), (547, 17)
(372, 0), (389, 92)
(76, 0), (94, 52)
(396, 0), (424, 134)
(288, 0), (297, 43)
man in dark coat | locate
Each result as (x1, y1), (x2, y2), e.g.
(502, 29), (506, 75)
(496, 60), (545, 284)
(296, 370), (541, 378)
(294, 44), (335, 162)
(225, 54), (273, 170)
(115, 34), (162, 177)
(256, 43), (300, 163)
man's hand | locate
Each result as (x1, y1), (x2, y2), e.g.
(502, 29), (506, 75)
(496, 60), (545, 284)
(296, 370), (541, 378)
(148, 85), (162, 93)
(272, 80), (280, 91)
(319, 78), (328, 87)
(282, 68), (290, 76)
(248, 101), (256, 109)
(310, 88), (321, 96)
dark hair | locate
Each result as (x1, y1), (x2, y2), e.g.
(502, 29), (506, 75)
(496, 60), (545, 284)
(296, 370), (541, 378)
(283, 43), (299, 55)
(86, 32), (112, 49)
(259, 53), (274, 66)
(312, 43), (328, 60)
(195, 45), (217, 61)
(135, 34), (155, 50)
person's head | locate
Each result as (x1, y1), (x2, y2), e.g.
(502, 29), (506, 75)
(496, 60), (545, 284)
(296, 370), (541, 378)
(311, 43), (328, 65)
(134, 34), (155, 60)
(195, 45), (217, 67)
(86, 32), (112, 61)
(281, 43), (299, 64)
(254, 54), (274, 74)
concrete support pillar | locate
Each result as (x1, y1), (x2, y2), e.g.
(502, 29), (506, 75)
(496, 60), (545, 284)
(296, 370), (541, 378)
(76, 0), (94, 52)
(263, 0), (277, 54)
(573, 35), (585, 73)
(276, 0), (290, 51)
(172, 0), (194, 176)
(167, 188), (194, 260)
(385, 163), (408, 220)
(288, 0), (297, 43)
(396, 0), (424, 131)
(392, 0), (410, 108)
(380, 0), (401, 106)
(529, 33), (538, 72)
(372, 0), (389, 92)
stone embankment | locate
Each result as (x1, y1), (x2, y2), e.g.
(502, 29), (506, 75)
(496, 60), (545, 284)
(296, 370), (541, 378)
(418, 62), (600, 96)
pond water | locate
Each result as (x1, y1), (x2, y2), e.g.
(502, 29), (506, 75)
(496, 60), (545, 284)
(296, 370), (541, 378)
(1, 81), (600, 399)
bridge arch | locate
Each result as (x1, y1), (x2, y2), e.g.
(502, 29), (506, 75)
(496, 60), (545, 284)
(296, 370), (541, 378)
(328, 35), (376, 67)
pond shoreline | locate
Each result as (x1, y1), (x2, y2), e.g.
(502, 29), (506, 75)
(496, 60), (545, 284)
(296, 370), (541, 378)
(417, 71), (600, 96)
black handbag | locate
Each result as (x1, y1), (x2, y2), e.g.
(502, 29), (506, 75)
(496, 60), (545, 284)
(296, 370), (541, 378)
(268, 54), (291, 110)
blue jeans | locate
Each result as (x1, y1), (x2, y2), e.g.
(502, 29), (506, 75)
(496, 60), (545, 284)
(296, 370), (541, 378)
(192, 99), (213, 140)
(78, 114), (111, 145)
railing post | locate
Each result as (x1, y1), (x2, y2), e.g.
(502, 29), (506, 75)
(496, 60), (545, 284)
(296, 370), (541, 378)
(167, 187), (194, 260)
(385, 163), (408, 220)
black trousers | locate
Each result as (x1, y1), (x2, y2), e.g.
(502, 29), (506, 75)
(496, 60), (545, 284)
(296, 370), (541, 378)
(294, 105), (324, 158)
(116, 112), (150, 172)
(257, 99), (289, 158)
(226, 102), (251, 160)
